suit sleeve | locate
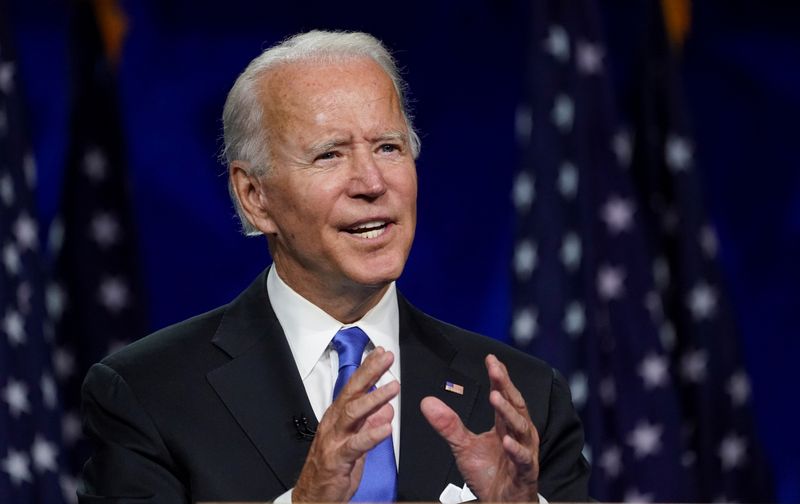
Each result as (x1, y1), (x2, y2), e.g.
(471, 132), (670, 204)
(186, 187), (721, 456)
(536, 369), (591, 502)
(78, 363), (189, 504)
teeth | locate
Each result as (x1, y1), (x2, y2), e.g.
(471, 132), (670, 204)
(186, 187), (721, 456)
(348, 221), (388, 239)
(351, 220), (386, 231)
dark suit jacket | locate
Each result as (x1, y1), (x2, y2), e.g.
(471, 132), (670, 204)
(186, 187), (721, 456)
(79, 270), (589, 503)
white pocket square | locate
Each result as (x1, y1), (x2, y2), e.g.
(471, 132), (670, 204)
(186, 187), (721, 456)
(439, 483), (477, 503)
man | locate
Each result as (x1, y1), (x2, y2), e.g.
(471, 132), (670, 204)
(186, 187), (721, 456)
(79, 30), (589, 503)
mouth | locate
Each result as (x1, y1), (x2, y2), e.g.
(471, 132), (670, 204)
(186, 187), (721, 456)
(343, 220), (391, 239)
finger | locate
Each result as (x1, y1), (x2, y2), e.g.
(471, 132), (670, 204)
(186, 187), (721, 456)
(486, 354), (527, 411)
(337, 348), (394, 400)
(335, 380), (399, 433)
(502, 434), (536, 471)
(490, 390), (531, 443)
(420, 396), (473, 450)
(362, 403), (394, 431)
(342, 422), (393, 459)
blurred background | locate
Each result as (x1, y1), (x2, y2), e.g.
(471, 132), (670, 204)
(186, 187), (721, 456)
(1, 0), (797, 502)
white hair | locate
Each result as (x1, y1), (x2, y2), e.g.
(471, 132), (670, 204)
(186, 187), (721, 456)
(221, 30), (421, 236)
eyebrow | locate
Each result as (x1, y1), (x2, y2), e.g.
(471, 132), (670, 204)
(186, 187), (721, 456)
(307, 131), (408, 155)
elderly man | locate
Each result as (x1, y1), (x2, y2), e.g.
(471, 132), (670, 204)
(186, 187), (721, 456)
(79, 30), (589, 503)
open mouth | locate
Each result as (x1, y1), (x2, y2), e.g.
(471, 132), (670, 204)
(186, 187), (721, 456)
(344, 220), (390, 239)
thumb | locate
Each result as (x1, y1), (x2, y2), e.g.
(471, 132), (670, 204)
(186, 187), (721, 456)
(420, 396), (471, 449)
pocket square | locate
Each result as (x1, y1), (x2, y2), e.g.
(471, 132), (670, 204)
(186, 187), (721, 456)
(439, 483), (477, 504)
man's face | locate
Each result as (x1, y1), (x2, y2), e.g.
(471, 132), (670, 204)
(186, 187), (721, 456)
(255, 57), (417, 300)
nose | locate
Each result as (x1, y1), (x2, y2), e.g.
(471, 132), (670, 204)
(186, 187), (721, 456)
(348, 150), (387, 199)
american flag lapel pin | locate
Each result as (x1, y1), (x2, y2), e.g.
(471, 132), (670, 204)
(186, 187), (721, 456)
(444, 381), (464, 395)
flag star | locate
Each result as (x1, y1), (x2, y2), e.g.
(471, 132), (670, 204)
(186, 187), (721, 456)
(3, 309), (25, 345)
(512, 307), (537, 345)
(31, 436), (59, 473)
(46, 283), (66, 321)
(624, 488), (654, 503)
(41, 373), (58, 409)
(659, 321), (676, 352)
(576, 41), (604, 74)
(62, 410), (83, 445)
(0, 61), (15, 93)
(512, 171), (535, 213)
(563, 301), (585, 336)
(719, 433), (747, 471)
(680, 349), (708, 383)
(513, 240), (537, 279)
(90, 212), (121, 248)
(665, 134), (693, 172)
(557, 161), (579, 198)
(543, 25), (570, 62)
(727, 371), (751, 407)
(83, 147), (108, 182)
(569, 372), (588, 409)
(0, 172), (14, 206)
(598, 445), (622, 477)
(561, 232), (582, 271)
(612, 129), (632, 168)
(626, 420), (664, 458)
(597, 265), (625, 300)
(98, 276), (130, 313)
(599, 377), (616, 405)
(61, 474), (79, 504)
(699, 224), (719, 258)
(3, 242), (21, 275)
(53, 346), (76, 380)
(638, 353), (669, 389)
(13, 212), (38, 250)
(687, 282), (717, 320)
(552, 94), (574, 132)
(515, 105), (532, 145)
(644, 291), (663, 321)
(601, 196), (635, 234)
(23, 152), (36, 188)
(2, 379), (31, 416)
(1, 448), (32, 485)
(652, 256), (670, 290)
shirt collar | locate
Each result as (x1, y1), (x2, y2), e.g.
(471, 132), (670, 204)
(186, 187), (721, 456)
(266, 265), (400, 381)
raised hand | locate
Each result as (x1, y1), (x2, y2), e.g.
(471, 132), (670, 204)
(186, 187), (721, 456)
(293, 348), (399, 502)
(421, 354), (540, 502)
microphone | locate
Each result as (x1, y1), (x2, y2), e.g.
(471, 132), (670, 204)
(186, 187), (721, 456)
(292, 413), (316, 441)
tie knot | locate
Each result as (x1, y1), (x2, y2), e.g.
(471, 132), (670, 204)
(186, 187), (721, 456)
(332, 326), (370, 369)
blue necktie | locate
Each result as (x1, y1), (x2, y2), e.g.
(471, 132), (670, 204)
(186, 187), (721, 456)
(332, 327), (398, 502)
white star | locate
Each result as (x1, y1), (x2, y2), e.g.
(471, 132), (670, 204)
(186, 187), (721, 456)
(576, 41), (604, 74)
(46, 283), (66, 321)
(512, 307), (537, 345)
(652, 256), (670, 290)
(598, 445), (622, 477)
(601, 196), (635, 234)
(0, 172), (14, 206)
(624, 488), (654, 503)
(569, 372), (588, 409)
(2, 379), (31, 416)
(512, 171), (535, 213)
(543, 25), (570, 62)
(552, 94), (574, 132)
(13, 212), (38, 250)
(2, 242), (20, 275)
(665, 134), (693, 172)
(626, 420), (663, 458)
(727, 371), (751, 407)
(98, 276), (130, 313)
(515, 105), (532, 145)
(557, 161), (579, 198)
(31, 436), (58, 473)
(83, 147), (108, 182)
(41, 373), (58, 409)
(561, 232), (581, 271)
(23, 153), (36, 189)
(513, 240), (537, 279)
(599, 377), (616, 405)
(638, 353), (669, 389)
(90, 212), (121, 248)
(699, 224), (719, 258)
(659, 321), (676, 352)
(644, 291), (663, 321)
(0, 61), (15, 94)
(2, 309), (25, 345)
(687, 282), (717, 320)
(680, 349), (708, 383)
(719, 433), (747, 471)
(612, 129), (632, 168)
(53, 346), (76, 380)
(1, 448), (32, 486)
(597, 265), (625, 300)
(563, 301), (585, 336)
(62, 411), (83, 445)
(61, 474), (79, 504)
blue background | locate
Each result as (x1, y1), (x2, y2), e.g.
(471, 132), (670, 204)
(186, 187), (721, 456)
(8, 0), (799, 500)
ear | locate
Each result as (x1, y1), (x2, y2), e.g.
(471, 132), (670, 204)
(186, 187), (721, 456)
(229, 161), (278, 234)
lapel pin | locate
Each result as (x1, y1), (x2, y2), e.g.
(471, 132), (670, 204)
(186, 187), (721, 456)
(444, 381), (464, 395)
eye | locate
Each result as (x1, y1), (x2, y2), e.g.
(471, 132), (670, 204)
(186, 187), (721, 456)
(378, 143), (400, 153)
(314, 151), (338, 162)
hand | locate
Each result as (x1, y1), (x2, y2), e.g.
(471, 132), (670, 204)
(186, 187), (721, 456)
(421, 354), (540, 502)
(293, 348), (399, 502)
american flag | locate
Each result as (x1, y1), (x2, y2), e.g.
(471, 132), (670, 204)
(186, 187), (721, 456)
(0, 10), (68, 503)
(511, 0), (773, 501)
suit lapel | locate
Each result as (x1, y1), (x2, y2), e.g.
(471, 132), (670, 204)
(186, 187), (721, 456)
(206, 270), (316, 490)
(397, 296), (481, 501)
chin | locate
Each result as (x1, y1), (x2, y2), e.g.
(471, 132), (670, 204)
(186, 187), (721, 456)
(346, 256), (407, 288)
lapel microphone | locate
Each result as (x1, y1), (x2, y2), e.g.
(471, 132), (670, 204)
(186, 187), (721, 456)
(292, 413), (316, 441)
